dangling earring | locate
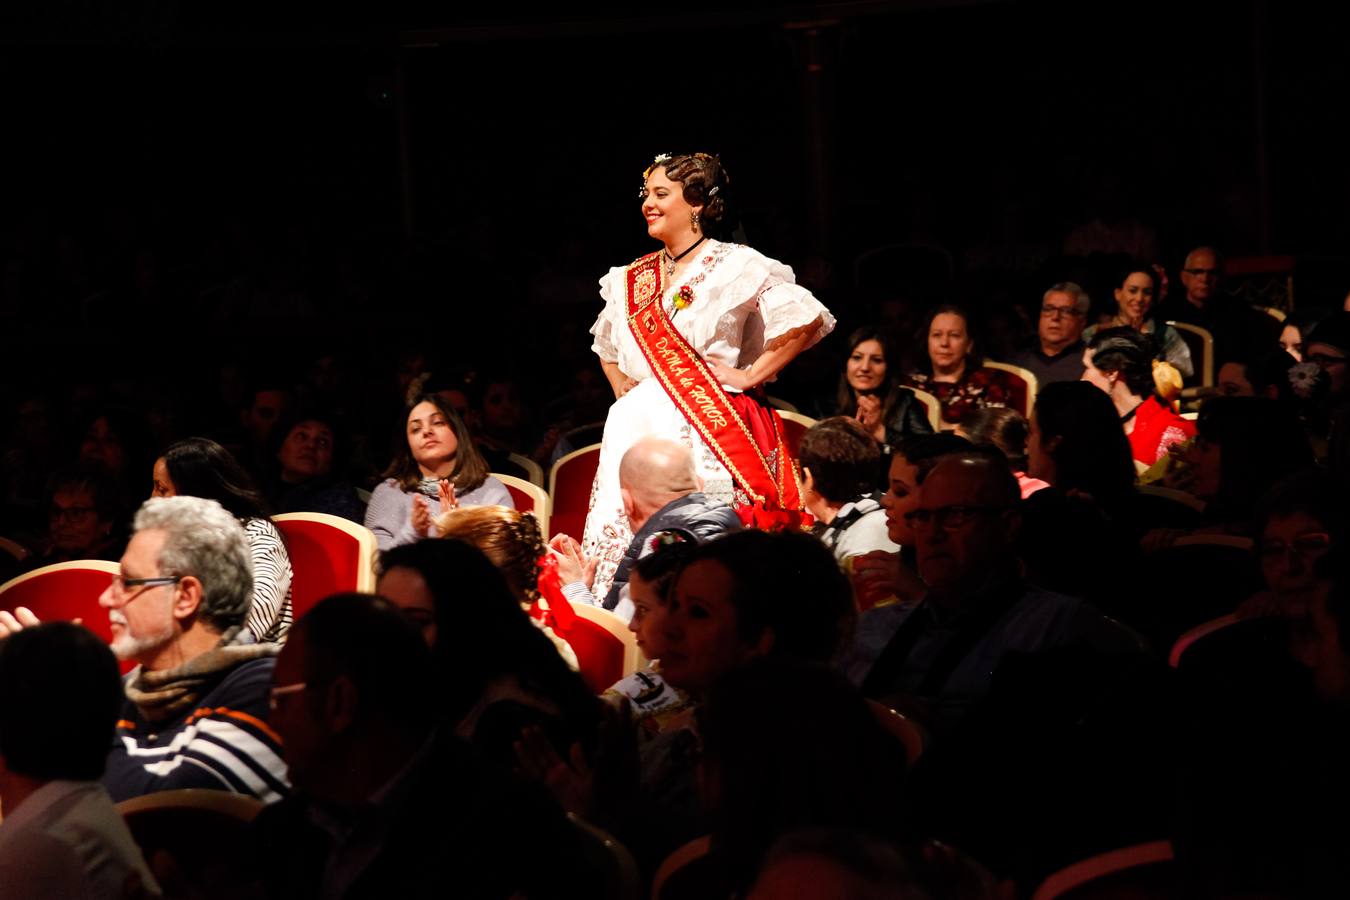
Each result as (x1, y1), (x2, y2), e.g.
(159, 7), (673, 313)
(691, 211), (700, 232)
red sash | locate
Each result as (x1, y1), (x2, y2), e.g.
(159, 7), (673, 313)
(624, 251), (805, 529)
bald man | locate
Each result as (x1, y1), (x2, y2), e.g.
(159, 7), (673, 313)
(558, 437), (740, 621)
(1159, 245), (1273, 365)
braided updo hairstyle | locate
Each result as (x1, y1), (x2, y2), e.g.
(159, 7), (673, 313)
(432, 505), (546, 604)
(654, 152), (730, 235)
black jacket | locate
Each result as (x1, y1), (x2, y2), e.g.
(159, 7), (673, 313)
(602, 492), (741, 609)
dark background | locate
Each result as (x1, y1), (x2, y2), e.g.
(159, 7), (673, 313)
(0, 0), (1345, 397)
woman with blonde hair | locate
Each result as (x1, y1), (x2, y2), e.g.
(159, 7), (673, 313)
(433, 505), (578, 669)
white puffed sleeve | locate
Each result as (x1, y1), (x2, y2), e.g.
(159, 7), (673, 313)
(588, 266), (628, 363)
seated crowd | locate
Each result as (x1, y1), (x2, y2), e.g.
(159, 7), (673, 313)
(3, 244), (1350, 898)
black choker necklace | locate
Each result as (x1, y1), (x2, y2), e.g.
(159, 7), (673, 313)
(1120, 400), (1145, 424)
(663, 235), (706, 267)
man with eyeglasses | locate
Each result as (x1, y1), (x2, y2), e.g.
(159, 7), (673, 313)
(0, 495), (289, 804)
(844, 450), (1125, 735)
(1007, 282), (1090, 387)
(1159, 245), (1272, 366)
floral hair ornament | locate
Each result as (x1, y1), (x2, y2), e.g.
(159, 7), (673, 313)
(642, 153), (673, 181)
(1150, 358), (1184, 409)
(1288, 361), (1323, 400)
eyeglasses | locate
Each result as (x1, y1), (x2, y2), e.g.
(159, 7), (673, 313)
(1041, 305), (1083, 319)
(108, 574), (182, 597)
(1260, 533), (1332, 560)
(903, 505), (1008, 530)
(1182, 267), (1219, 277)
(268, 681), (308, 711)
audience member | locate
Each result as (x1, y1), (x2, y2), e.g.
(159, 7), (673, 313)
(364, 393), (512, 552)
(902, 305), (1017, 428)
(1169, 397), (1314, 532)
(1240, 470), (1346, 621)
(602, 535), (694, 724)
(254, 592), (592, 899)
(264, 410), (365, 522)
(829, 327), (933, 448)
(1158, 246), (1274, 366)
(23, 467), (125, 570)
(850, 433), (971, 611)
(847, 450), (1129, 735)
(1082, 261), (1193, 379)
(553, 437), (738, 622)
(1007, 282), (1090, 386)
(1279, 306), (1331, 363)
(1083, 326), (1194, 466)
(0, 496), (289, 803)
(377, 539), (603, 773)
(666, 660), (909, 899)
(153, 437), (294, 643)
(956, 407), (1048, 499)
(0, 623), (160, 898)
(1025, 381), (1136, 517)
(801, 417), (899, 561)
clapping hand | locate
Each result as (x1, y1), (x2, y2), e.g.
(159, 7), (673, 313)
(856, 393), (884, 437)
(0, 606), (46, 639)
(514, 725), (594, 817)
(549, 534), (597, 590)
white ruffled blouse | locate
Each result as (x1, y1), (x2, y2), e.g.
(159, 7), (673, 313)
(589, 240), (835, 388)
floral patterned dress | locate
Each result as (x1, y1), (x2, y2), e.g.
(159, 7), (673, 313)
(903, 367), (1018, 427)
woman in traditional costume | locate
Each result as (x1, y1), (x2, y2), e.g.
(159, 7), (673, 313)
(583, 153), (834, 597)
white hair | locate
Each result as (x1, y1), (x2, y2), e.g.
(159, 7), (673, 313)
(133, 497), (254, 632)
(1044, 281), (1090, 315)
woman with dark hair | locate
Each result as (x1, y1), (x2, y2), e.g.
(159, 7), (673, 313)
(902, 304), (1016, 428)
(956, 407), (1049, 499)
(151, 437), (293, 642)
(1027, 382), (1137, 515)
(377, 538), (603, 772)
(1178, 397), (1315, 529)
(1082, 262), (1193, 378)
(1082, 326), (1194, 466)
(831, 327), (932, 448)
(584, 152), (835, 598)
(363, 393), (513, 552)
(265, 409), (365, 523)
(1279, 307), (1331, 363)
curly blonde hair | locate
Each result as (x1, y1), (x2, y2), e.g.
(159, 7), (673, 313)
(432, 505), (545, 603)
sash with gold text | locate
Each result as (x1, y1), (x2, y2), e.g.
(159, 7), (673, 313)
(624, 251), (803, 520)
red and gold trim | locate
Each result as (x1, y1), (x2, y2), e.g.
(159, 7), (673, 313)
(624, 252), (803, 523)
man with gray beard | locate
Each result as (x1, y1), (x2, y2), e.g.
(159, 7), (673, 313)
(0, 496), (289, 803)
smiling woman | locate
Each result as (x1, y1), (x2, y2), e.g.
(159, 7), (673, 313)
(362, 393), (513, 552)
(1081, 262), (1193, 379)
(830, 327), (932, 447)
(583, 152), (835, 597)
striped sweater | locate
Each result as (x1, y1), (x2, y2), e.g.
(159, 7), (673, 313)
(103, 656), (290, 804)
(243, 517), (293, 643)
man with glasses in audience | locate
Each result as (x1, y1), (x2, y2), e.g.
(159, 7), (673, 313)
(1007, 282), (1090, 386)
(1160, 245), (1272, 365)
(0, 495), (289, 803)
(844, 449), (1124, 735)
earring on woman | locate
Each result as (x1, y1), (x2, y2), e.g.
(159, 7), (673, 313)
(691, 211), (700, 232)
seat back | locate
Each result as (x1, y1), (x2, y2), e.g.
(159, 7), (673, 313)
(867, 700), (926, 768)
(1168, 613), (1241, 668)
(1166, 321), (1215, 387)
(493, 473), (550, 542)
(0, 536), (29, 563)
(548, 444), (602, 543)
(568, 813), (642, 900)
(764, 394), (800, 413)
(506, 453), (545, 487)
(564, 603), (643, 693)
(909, 387), (943, 432)
(271, 513), (378, 622)
(651, 835), (712, 900)
(118, 789), (264, 895)
(0, 560), (119, 644)
(981, 361), (1039, 418)
(1030, 840), (1176, 900)
(775, 410), (819, 459)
